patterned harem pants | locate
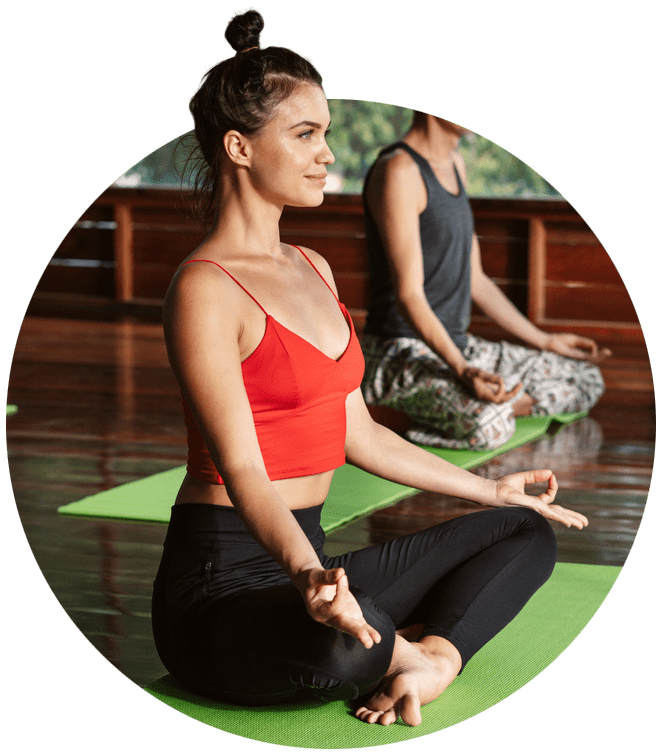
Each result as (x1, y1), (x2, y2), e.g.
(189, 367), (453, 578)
(361, 333), (606, 451)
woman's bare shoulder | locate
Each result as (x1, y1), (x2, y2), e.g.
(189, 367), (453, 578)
(167, 257), (242, 300)
(292, 245), (339, 293)
(163, 257), (246, 335)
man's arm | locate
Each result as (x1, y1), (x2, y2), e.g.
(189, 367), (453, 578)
(365, 151), (518, 403)
(470, 232), (610, 361)
(454, 152), (609, 362)
(470, 232), (550, 349)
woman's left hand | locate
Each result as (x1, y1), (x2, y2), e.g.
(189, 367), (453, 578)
(301, 568), (382, 648)
(494, 469), (589, 529)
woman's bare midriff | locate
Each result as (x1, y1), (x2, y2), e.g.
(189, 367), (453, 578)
(174, 469), (336, 509)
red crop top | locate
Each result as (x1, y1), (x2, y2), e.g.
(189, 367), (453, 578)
(180, 247), (365, 484)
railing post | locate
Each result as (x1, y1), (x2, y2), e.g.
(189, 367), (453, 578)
(528, 216), (547, 324)
(114, 201), (134, 302)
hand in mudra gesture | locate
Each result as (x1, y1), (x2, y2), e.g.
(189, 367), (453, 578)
(459, 366), (522, 404)
(545, 333), (611, 363)
(301, 567), (382, 648)
(494, 469), (589, 529)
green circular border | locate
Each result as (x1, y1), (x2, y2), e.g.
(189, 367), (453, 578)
(0, 0), (658, 755)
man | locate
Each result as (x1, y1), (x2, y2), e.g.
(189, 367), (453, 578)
(361, 112), (609, 450)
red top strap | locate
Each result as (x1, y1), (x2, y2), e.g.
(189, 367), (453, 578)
(291, 245), (340, 302)
(181, 246), (336, 313)
(180, 259), (268, 314)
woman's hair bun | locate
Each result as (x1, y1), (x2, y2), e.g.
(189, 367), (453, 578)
(225, 9), (264, 52)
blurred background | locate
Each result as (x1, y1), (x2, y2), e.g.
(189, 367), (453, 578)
(114, 100), (560, 197)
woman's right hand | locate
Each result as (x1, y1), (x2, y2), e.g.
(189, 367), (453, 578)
(298, 567), (382, 649)
(458, 365), (522, 404)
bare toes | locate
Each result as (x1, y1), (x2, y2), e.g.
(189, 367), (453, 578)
(378, 708), (399, 726)
(399, 694), (422, 726)
(354, 707), (387, 725)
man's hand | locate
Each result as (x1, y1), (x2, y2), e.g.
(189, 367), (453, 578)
(545, 333), (611, 363)
(458, 366), (522, 404)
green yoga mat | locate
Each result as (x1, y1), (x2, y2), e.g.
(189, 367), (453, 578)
(419, 411), (585, 467)
(144, 561), (619, 748)
(57, 413), (585, 530)
(56, 459), (415, 531)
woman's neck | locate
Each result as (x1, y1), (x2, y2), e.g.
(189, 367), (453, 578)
(207, 179), (284, 259)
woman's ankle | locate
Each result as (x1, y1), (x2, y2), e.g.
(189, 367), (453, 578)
(417, 635), (462, 673)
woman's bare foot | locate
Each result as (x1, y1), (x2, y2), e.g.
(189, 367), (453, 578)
(354, 635), (462, 726)
(395, 623), (424, 641)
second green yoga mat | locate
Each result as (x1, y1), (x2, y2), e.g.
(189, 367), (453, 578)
(57, 459), (416, 531)
(57, 413), (585, 529)
(144, 560), (619, 749)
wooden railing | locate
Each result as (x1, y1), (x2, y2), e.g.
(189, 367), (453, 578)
(33, 187), (643, 346)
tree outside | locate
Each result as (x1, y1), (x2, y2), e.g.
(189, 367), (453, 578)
(114, 100), (560, 198)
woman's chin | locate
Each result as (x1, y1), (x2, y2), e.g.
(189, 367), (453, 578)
(287, 192), (326, 209)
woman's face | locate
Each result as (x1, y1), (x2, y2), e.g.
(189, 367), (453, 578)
(246, 84), (335, 208)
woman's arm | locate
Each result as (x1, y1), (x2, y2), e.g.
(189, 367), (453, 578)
(344, 387), (588, 529)
(365, 152), (517, 404)
(163, 263), (380, 647)
(164, 264), (321, 576)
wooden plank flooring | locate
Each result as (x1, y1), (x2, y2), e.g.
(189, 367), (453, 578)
(7, 316), (655, 689)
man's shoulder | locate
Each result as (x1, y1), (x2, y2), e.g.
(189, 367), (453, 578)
(372, 146), (422, 185)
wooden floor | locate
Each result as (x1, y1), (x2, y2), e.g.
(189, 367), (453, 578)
(7, 316), (655, 689)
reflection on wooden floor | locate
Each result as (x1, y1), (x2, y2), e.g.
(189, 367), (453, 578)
(7, 317), (655, 688)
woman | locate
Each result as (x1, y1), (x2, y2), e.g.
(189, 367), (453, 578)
(152, 10), (588, 728)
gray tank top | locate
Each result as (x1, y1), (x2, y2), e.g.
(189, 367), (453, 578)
(363, 142), (473, 352)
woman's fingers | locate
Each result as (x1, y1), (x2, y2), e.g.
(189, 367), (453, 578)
(333, 575), (382, 646)
(513, 468), (553, 485)
(537, 471), (558, 502)
(496, 470), (588, 529)
(543, 504), (589, 529)
(498, 469), (558, 500)
(524, 499), (588, 529)
(309, 571), (381, 648)
(333, 613), (381, 648)
(311, 567), (344, 586)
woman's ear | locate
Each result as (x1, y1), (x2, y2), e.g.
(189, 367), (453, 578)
(224, 130), (252, 166)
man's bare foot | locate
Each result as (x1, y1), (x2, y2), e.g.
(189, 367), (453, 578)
(512, 391), (535, 417)
(354, 635), (462, 726)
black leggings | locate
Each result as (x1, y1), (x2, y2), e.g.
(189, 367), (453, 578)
(152, 503), (556, 706)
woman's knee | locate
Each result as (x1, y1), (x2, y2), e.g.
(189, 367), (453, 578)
(516, 508), (558, 573)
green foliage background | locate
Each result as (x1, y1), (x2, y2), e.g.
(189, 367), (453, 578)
(117, 100), (559, 198)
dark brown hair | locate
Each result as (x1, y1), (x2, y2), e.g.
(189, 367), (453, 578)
(186, 9), (323, 222)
